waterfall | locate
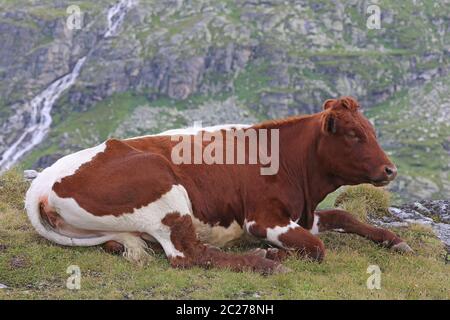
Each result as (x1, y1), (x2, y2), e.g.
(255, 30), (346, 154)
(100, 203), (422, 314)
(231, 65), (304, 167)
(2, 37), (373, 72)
(0, 0), (136, 171)
(0, 57), (86, 170)
(105, 0), (136, 38)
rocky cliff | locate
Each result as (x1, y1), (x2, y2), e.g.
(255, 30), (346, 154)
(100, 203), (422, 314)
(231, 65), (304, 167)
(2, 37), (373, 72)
(0, 0), (449, 202)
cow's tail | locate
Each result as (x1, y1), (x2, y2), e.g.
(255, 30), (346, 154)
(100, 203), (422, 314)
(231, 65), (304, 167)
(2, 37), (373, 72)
(25, 179), (116, 247)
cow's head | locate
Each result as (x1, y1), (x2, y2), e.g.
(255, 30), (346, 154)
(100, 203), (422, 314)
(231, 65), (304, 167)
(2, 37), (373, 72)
(317, 96), (397, 187)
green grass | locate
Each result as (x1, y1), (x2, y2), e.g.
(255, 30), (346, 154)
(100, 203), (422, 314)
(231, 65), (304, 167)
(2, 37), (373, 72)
(0, 169), (448, 300)
(335, 184), (392, 221)
(234, 61), (271, 108)
(55, 92), (150, 141)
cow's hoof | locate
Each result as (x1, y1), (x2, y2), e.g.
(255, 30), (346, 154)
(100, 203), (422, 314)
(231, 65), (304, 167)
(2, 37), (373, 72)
(249, 248), (267, 258)
(273, 264), (292, 274)
(123, 248), (152, 266)
(119, 236), (153, 266)
(391, 242), (414, 253)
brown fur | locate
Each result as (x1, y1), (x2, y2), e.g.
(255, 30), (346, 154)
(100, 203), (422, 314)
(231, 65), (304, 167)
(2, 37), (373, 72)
(278, 227), (325, 261)
(316, 209), (403, 247)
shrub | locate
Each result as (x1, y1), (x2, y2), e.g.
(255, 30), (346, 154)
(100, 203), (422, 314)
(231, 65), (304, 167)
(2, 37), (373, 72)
(336, 197), (368, 221)
(334, 184), (391, 221)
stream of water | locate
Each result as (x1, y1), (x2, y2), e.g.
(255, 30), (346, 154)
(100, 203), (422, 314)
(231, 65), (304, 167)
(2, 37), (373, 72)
(0, 0), (136, 171)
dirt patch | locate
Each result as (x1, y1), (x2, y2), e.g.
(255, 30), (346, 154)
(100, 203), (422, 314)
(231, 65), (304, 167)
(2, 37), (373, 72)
(9, 255), (29, 269)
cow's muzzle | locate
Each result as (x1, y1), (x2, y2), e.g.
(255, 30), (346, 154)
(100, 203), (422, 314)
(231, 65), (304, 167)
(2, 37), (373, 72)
(369, 164), (397, 187)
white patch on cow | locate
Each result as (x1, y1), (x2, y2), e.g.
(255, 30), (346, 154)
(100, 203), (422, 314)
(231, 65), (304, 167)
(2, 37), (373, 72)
(309, 214), (320, 235)
(126, 124), (251, 140)
(49, 184), (192, 258)
(192, 218), (245, 247)
(241, 220), (262, 245)
(333, 228), (345, 233)
(266, 221), (299, 248)
(244, 220), (256, 233)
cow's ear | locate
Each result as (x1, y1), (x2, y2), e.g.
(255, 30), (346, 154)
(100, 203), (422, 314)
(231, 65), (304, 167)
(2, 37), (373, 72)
(322, 112), (337, 134)
(322, 99), (337, 110)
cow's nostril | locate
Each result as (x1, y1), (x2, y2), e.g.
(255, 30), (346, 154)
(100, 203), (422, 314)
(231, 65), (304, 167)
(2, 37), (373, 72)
(384, 166), (397, 178)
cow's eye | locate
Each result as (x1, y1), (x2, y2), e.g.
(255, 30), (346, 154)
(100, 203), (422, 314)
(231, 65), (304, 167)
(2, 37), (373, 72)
(346, 131), (360, 141)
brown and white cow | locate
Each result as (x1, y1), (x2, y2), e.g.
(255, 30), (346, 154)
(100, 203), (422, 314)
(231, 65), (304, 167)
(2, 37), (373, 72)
(25, 96), (412, 274)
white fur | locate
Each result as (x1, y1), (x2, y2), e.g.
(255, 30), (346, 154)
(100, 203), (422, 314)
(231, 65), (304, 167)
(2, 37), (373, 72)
(126, 124), (250, 140)
(244, 220), (256, 233)
(193, 218), (244, 247)
(49, 184), (192, 258)
(266, 221), (299, 248)
(309, 214), (320, 235)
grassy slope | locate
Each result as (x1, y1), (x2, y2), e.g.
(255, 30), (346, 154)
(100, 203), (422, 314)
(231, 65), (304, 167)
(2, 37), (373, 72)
(0, 170), (448, 300)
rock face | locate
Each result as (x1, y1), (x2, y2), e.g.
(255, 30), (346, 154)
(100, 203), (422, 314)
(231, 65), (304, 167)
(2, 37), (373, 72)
(379, 201), (450, 248)
(23, 169), (39, 181)
(113, 97), (257, 138)
(30, 153), (65, 171)
(401, 201), (450, 224)
(0, 1), (449, 201)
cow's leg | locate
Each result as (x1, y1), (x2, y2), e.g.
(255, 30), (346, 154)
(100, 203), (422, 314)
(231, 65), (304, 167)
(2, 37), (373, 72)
(313, 209), (413, 252)
(155, 212), (289, 274)
(246, 220), (326, 262)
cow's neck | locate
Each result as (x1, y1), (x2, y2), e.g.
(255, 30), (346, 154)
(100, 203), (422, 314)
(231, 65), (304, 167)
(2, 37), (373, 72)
(258, 115), (340, 214)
